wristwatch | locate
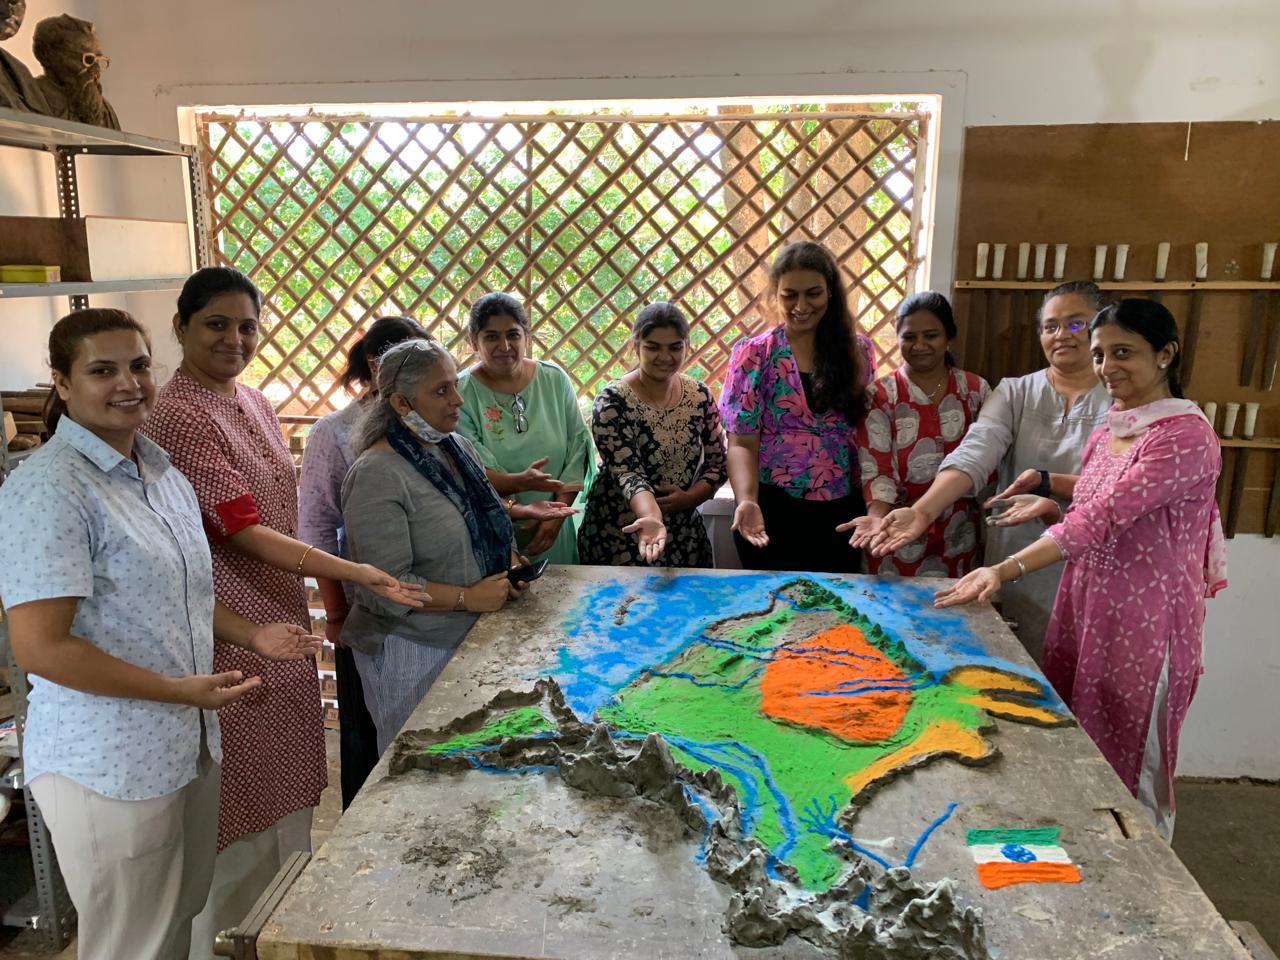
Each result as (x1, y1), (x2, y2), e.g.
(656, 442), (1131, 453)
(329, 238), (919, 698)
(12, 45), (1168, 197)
(1035, 470), (1052, 498)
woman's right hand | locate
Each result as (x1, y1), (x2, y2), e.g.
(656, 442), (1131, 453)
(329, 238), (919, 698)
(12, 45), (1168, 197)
(172, 670), (262, 709)
(731, 500), (769, 548)
(867, 507), (929, 556)
(514, 457), (566, 494)
(986, 494), (1061, 527)
(464, 572), (513, 613)
(836, 515), (882, 549)
(622, 515), (667, 563)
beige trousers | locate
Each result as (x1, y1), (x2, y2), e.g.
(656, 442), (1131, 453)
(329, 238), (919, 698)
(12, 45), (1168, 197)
(29, 752), (220, 960)
(187, 805), (313, 960)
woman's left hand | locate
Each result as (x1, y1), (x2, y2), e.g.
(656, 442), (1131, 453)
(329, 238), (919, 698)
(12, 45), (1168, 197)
(622, 516), (667, 563)
(934, 567), (1002, 608)
(356, 564), (430, 607)
(248, 622), (324, 661)
(983, 468), (1041, 508)
(524, 517), (565, 556)
(654, 484), (694, 516)
(986, 494), (1061, 528)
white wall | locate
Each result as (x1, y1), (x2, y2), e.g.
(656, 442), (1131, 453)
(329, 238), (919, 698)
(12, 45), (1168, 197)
(2, 0), (1277, 776)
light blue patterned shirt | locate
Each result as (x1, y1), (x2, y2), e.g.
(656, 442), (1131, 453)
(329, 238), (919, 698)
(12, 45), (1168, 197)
(0, 417), (221, 800)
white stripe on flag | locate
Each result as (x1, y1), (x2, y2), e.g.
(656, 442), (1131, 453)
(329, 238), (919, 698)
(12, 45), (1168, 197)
(968, 843), (1073, 865)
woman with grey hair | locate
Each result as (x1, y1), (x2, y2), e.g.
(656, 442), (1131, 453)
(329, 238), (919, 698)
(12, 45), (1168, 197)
(340, 338), (571, 753)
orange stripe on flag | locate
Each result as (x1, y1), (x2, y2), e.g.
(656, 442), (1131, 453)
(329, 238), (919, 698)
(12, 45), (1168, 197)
(976, 862), (1082, 890)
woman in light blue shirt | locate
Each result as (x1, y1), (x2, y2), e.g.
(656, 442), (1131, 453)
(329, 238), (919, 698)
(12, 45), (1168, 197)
(0, 309), (321, 960)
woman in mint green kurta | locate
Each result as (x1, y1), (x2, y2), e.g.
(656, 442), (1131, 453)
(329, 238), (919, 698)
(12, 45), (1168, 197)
(457, 293), (594, 564)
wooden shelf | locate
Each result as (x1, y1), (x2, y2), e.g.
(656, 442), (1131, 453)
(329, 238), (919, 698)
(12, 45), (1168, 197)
(955, 280), (1280, 292)
(0, 107), (193, 158)
(0, 277), (188, 300)
(1219, 437), (1280, 450)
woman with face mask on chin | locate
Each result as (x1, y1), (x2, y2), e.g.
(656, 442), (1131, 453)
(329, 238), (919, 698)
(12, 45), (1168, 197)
(141, 267), (427, 960)
(298, 314), (428, 810)
(866, 280), (1112, 660)
(934, 299), (1226, 839)
(0, 309), (321, 960)
(843, 292), (991, 577)
(577, 302), (728, 566)
(341, 338), (537, 754)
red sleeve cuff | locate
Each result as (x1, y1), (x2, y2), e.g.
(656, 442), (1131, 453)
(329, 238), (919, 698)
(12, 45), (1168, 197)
(209, 493), (262, 540)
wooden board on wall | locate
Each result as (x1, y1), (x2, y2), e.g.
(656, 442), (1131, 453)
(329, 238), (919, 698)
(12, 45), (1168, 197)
(953, 121), (1280, 535)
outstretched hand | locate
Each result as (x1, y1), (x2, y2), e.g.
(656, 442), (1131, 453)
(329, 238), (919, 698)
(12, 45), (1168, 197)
(835, 514), (883, 550)
(357, 564), (430, 607)
(983, 468), (1041, 509)
(867, 507), (928, 556)
(509, 500), (578, 523)
(933, 567), (1002, 608)
(731, 500), (769, 548)
(622, 515), (667, 563)
(173, 671), (262, 710)
(248, 622), (324, 661)
(986, 494), (1060, 528)
(514, 457), (566, 494)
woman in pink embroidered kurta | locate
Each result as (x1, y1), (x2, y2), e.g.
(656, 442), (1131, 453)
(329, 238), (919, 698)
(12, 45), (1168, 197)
(935, 300), (1225, 838)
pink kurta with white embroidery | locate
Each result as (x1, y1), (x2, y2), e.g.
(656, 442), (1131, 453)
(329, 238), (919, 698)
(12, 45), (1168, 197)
(1042, 411), (1222, 806)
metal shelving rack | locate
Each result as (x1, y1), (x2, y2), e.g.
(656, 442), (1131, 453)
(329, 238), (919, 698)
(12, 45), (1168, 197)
(0, 106), (211, 948)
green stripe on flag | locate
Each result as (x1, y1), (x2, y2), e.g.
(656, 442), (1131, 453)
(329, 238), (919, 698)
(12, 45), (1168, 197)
(966, 827), (1061, 846)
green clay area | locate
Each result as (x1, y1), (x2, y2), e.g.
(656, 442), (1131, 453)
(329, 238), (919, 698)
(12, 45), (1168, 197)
(424, 706), (556, 755)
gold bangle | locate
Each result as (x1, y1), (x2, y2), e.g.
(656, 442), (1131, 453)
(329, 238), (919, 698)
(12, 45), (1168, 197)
(295, 544), (315, 575)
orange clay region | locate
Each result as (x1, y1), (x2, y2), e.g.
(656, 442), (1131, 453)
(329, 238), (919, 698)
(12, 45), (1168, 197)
(760, 624), (911, 743)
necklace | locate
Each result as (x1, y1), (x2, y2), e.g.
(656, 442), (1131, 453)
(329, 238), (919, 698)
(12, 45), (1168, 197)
(632, 374), (680, 410)
(908, 370), (948, 403)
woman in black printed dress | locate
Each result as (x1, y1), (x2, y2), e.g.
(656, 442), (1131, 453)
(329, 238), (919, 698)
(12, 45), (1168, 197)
(578, 302), (728, 567)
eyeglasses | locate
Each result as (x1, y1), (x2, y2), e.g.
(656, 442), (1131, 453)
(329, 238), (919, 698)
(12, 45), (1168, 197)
(1039, 319), (1088, 336)
(511, 394), (528, 434)
(81, 53), (110, 70)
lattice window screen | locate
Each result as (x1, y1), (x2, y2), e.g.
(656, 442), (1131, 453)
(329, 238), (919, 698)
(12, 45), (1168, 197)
(194, 106), (929, 434)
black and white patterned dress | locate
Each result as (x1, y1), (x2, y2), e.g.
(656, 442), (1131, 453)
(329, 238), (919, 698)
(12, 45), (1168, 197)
(577, 376), (728, 567)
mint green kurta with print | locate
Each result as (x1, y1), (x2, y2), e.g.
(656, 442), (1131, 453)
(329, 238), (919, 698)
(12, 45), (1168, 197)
(457, 360), (594, 564)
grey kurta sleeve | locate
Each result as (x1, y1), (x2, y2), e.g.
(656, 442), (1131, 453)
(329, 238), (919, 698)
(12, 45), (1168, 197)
(938, 378), (1018, 494)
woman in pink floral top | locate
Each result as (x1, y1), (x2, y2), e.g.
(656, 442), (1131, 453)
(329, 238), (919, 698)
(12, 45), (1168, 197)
(936, 299), (1225, 838)
(720, 241), (872, 572)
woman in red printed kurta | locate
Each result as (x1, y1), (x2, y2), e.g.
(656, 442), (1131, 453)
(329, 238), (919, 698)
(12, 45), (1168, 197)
(143, 268), (425, 959)
(935, 300), (1225, 839)
(849, 292), (990, 576)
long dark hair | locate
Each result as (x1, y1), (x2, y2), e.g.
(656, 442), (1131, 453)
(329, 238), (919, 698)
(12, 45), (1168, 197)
(632, 301), (690, 341)
(769, 241), (867, 420)
(339, 315), (428, 392)
(175, 266), (262, 327)
(43, 308), (152, 432)
(1089, 299), (1184, 399)
(896, 291), (957, 367)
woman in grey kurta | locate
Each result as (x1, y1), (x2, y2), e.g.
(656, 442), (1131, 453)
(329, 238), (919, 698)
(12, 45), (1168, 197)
(341, 339), (569, 754)
(867, 281), (1110, 659)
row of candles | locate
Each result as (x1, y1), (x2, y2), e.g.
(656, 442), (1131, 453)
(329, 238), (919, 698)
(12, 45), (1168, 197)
(1202, 401), (1262, 439)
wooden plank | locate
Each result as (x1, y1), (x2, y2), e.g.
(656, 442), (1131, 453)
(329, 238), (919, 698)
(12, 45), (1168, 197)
(257, 567), (1251, 960)
(1231, 921), (1280, 960)
(956, 121), (1280, 533)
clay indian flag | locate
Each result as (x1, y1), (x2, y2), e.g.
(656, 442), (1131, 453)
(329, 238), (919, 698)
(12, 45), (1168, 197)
(966, 827), (1082, 889)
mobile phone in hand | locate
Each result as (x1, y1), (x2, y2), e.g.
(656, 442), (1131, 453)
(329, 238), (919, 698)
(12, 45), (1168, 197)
(507, 558), (549, 585)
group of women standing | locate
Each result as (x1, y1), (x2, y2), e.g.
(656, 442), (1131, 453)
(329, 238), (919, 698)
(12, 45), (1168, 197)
(0, 234), (1227, 958)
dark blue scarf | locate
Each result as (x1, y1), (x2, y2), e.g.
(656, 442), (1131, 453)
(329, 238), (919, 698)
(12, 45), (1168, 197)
(386, 420), (514, 578)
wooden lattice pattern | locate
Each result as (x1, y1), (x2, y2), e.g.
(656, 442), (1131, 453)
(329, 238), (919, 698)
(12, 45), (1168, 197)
(194, 107), (928, 432)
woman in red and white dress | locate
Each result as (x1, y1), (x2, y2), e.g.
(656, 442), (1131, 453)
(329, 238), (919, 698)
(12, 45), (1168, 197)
(143, 267), (425, 959)
(845, 292), (990, 576)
